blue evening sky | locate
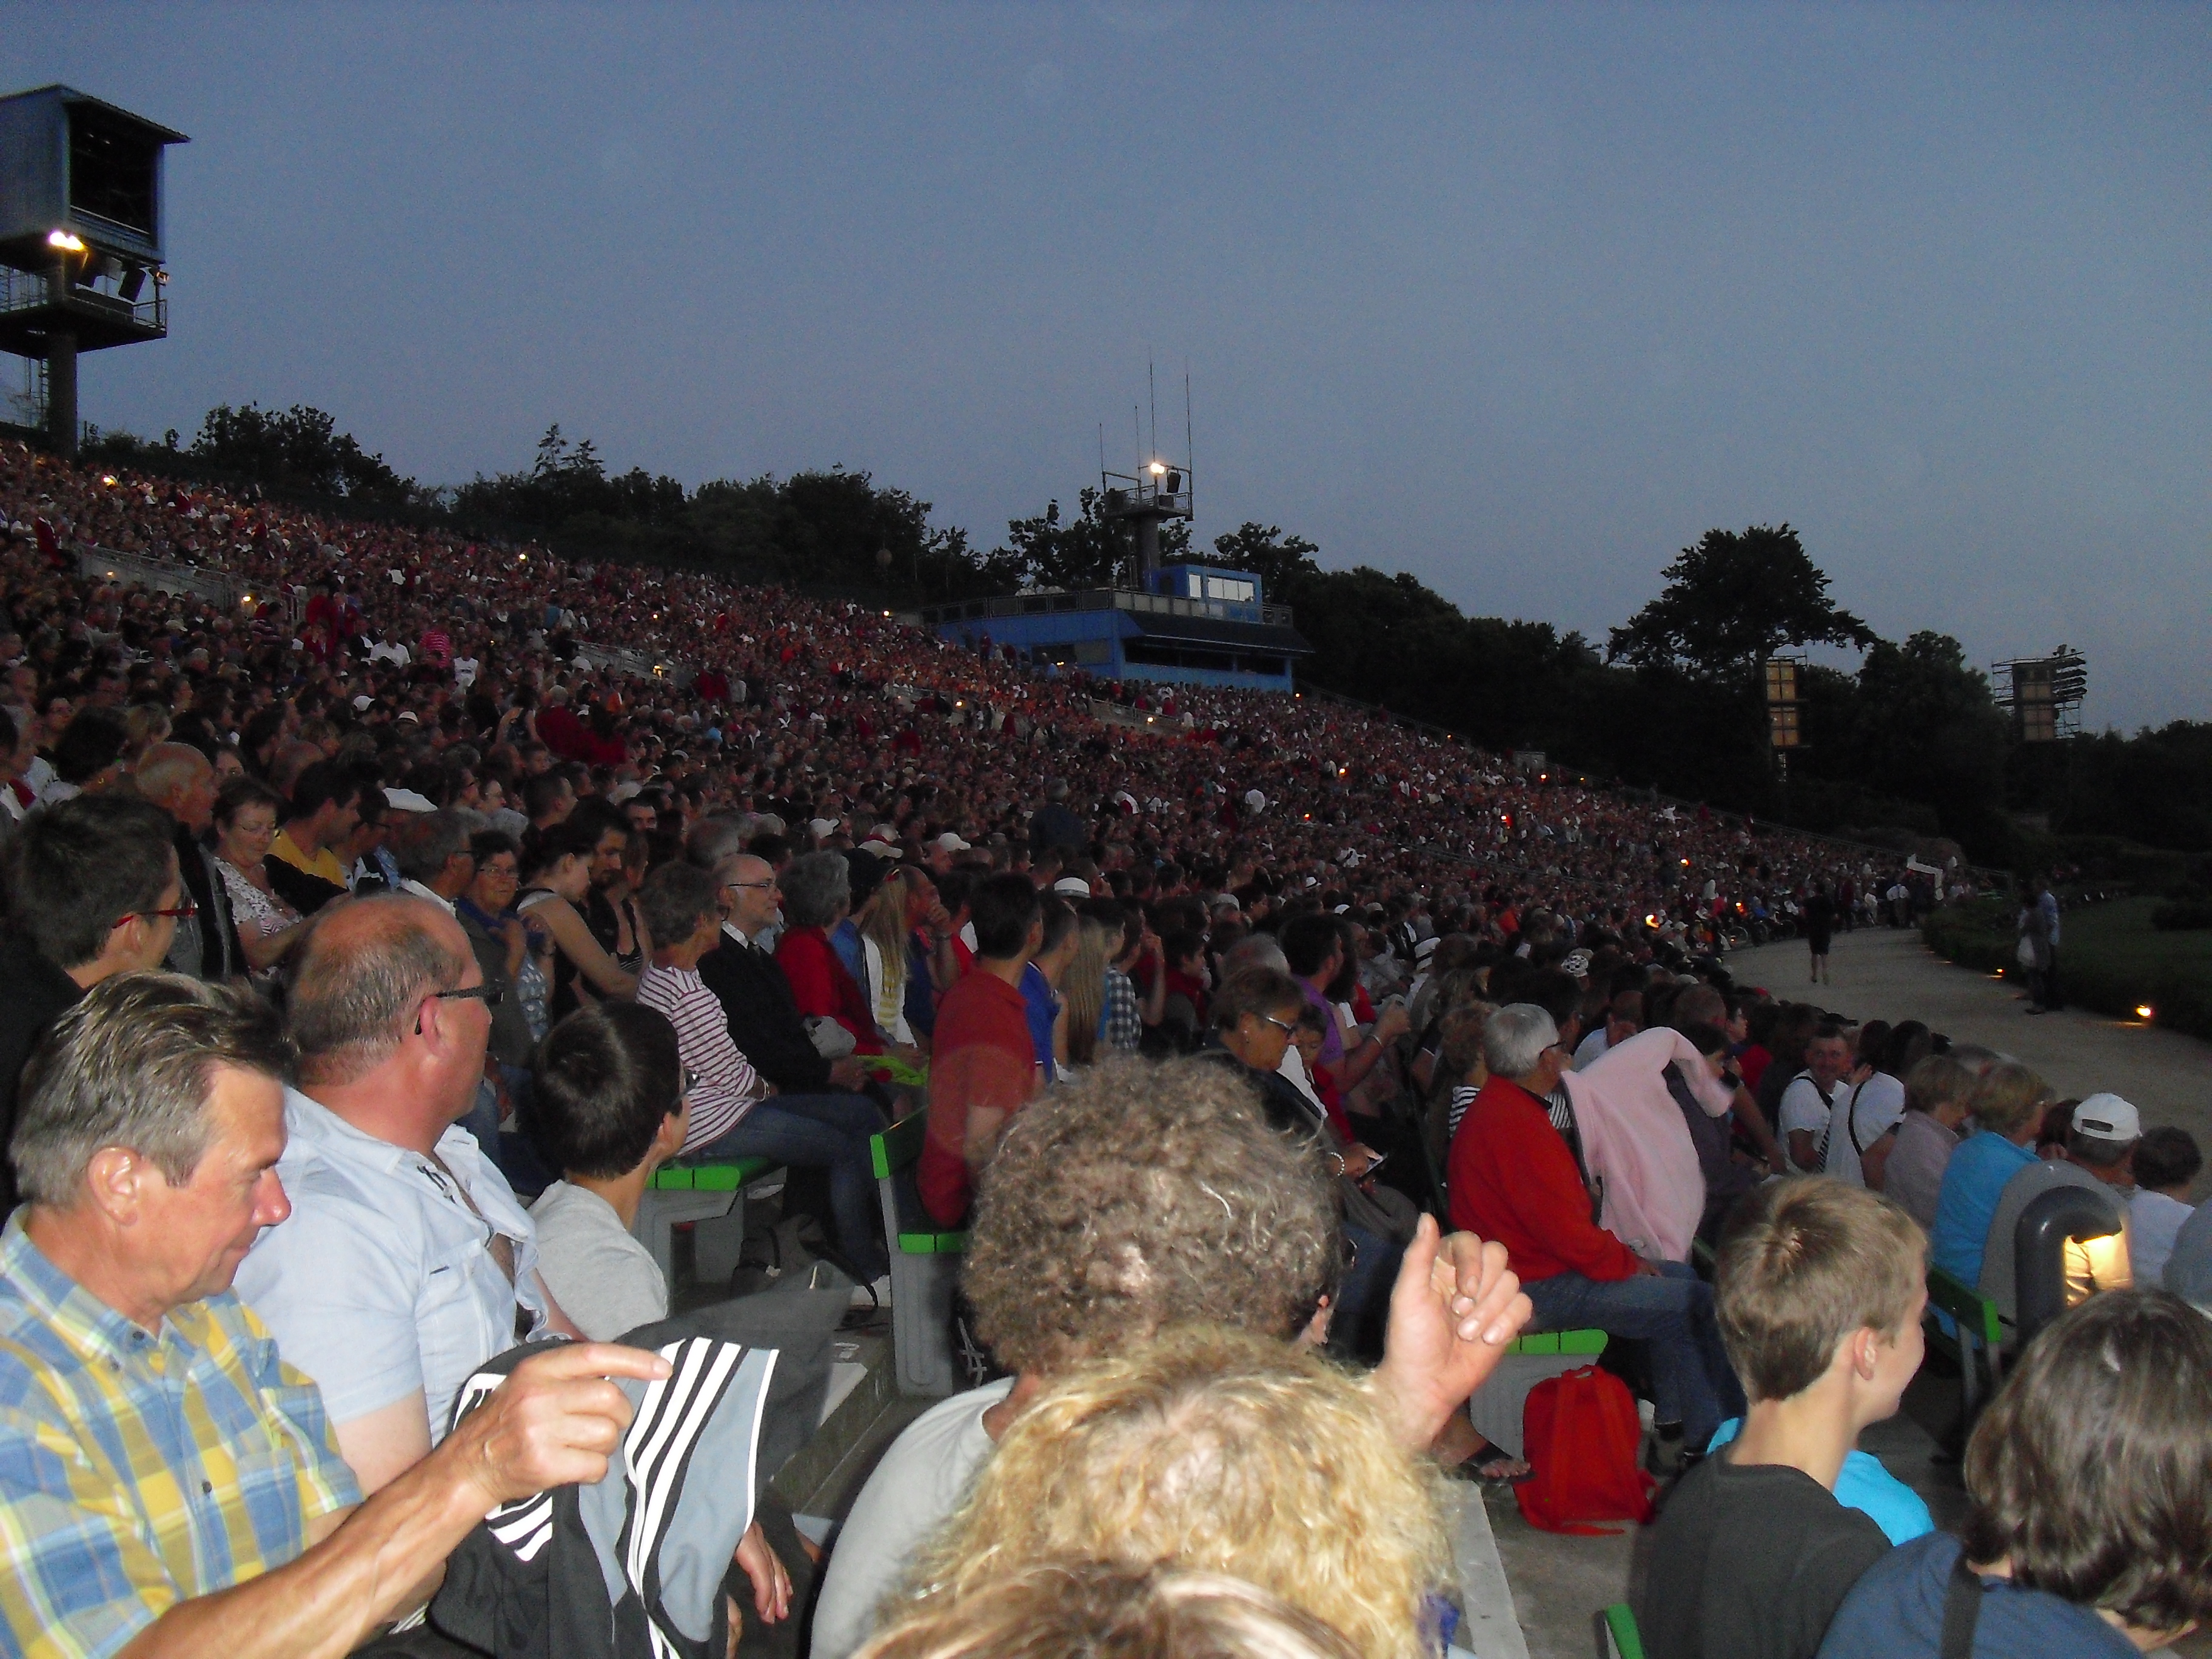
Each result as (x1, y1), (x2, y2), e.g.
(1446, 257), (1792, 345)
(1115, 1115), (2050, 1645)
(7, 3), (2205, 727)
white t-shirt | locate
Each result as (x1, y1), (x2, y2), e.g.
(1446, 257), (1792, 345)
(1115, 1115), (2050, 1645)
(1821, 1072), (1908, 1185)
(1778, 1073), (1838, 1167)
(529, 1179), (668, 1342)
(811, 1377), (1015, 1659)
(2131, 1189), (2196, 1287)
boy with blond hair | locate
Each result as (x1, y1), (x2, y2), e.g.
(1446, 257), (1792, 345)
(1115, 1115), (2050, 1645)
(1638, 1179), (1925, 1659)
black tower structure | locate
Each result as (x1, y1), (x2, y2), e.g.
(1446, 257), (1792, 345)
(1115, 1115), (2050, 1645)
(0, 86), (187, 456)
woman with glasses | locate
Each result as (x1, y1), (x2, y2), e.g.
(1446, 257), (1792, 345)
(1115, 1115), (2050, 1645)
(209, 774), (319, 974)
(461, 829), (549, 1044)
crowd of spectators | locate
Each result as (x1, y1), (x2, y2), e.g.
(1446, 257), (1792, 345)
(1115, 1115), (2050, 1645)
(0, 435), (2205, 1659)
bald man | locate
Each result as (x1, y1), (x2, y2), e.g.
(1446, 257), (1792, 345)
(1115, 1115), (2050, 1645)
(134, 742), (235, 980)
(233, 895), (583, 1495)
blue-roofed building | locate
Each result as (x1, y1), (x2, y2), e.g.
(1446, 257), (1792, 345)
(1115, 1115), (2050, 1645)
(917, 563), (1312, 692)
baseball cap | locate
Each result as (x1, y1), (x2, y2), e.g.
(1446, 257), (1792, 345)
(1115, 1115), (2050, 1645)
(1562, 948), (1594, 979)
(1053, 876), (1091, 897)
(934, 831), (971, 852)
(2072, 1093), (2141, 1144)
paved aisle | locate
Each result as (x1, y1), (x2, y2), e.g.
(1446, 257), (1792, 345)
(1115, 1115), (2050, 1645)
(1724, 925), (2212, 1139)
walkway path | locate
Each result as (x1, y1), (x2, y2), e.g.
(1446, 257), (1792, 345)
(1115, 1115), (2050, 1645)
(1726, 924), (2212, 1138)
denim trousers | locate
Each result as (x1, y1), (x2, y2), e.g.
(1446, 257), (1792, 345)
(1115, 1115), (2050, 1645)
(1522, 1261), (1744, 1446)
(693, 1093), (891, 1280)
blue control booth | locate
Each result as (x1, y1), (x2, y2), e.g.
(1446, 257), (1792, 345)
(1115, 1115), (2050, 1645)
(917, 565), (1312, 692)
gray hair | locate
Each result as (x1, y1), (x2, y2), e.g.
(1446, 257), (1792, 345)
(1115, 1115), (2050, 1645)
(1220, 935), (1291, 977)
(685, 815), (749, 871)
(778, 850), (851, 930)
(388, 809), (471, 882)
(13, 974), (295, 1207)
(284, 897), (471, 1084)
(1483, 1003), (1560, 1081)
(637, 859), (723, 950)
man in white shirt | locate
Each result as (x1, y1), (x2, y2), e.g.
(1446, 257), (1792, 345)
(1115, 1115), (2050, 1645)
(235, 896), (577, 1496)
(1778, 1023), (1854, 1173)
(1572, 988), (1643, 1071)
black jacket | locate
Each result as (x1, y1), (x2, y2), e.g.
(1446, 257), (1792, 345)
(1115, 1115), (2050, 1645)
(429, 1270), (849, 1659)
(1195, 1042), (1329, 1142)
(0, 941), (85, 1214)
(696, 931), (831, 1094)
(172, 826), (235, 981)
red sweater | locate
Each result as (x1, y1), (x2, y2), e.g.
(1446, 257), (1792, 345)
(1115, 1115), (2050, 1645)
(774, 927), (883, 1055)
(1447, 1075), (1638, 1285)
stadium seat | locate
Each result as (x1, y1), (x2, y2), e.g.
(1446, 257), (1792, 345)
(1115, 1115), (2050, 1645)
(1467, 1329), (1609, 1460)
(870, 1114), (968, 1396)
(1924, 1263), (2005, 1422)
(633, 1155), (779, 1297)
(1599, 1601), (1646, 1659)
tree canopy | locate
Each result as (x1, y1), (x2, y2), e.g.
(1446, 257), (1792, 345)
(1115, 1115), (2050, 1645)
(1606, 523), (1875, 682)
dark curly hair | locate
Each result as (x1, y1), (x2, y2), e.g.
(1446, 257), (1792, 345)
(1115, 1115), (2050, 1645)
(964, 1056), (1338, 1375)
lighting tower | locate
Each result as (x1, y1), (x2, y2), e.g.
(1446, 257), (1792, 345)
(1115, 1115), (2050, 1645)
(0, 86), (187, 455)
(1099, 453), (1193, 588)
(1994, 647), (2088, 742)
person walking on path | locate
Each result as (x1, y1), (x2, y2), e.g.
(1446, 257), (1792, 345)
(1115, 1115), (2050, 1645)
(1805, 882), (1837, 986)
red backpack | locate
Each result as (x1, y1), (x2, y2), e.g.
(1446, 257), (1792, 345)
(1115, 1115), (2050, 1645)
(1514, 1364), (1658, 1535)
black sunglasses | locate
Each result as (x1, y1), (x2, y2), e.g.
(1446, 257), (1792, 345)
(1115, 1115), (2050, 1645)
(431, 984), (504, 1008)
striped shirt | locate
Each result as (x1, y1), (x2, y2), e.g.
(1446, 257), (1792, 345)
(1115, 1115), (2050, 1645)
(639, 963), (765, 1150)
(0, 1216), (360, 1658)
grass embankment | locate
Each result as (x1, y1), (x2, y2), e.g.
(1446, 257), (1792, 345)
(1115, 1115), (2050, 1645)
(1923, 897), (2212, 1042)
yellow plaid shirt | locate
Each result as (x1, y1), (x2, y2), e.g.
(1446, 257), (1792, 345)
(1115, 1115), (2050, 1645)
(0, 1217), (360, 1658)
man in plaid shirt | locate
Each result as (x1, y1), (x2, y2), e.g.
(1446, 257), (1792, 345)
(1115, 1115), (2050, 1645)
(0, 974), (665, 1659)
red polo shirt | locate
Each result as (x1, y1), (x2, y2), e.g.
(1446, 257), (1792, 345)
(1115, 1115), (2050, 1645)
(918, 968), (1039, 1225)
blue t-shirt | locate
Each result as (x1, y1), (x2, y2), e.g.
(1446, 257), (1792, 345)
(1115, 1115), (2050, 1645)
(1706, 1419), (1935, 1546)
(1020, 962), (1059, 1084)
(1929, 1133), (2039, 1287)
(1817, 1532), (2134, 1658)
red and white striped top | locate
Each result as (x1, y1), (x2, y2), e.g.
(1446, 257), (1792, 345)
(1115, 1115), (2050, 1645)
(638, 964), (763, 1150)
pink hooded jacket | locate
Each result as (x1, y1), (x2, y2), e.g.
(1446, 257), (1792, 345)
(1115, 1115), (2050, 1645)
(1560, 1026), (1737, 1263)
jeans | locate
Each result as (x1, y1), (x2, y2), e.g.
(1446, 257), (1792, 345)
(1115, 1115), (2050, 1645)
(692, 1093), (891, 1281)
(1329, 1221), (1405, 1362)
(1523, 1262), (1744, 1447)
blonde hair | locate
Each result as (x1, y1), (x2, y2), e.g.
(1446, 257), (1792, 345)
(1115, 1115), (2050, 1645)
(855, 1563), (1364, 1659)
(1969, 1060), (2051, 1138)
(857, 870), (914, 1019)
(1716, 1178), (1926, 1402)
(1062, 916), (1116, 1065)
(908, 1326), (1449, 1659)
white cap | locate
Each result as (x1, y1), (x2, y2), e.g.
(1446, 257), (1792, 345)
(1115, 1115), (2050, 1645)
(1052, 876), (1091, 896)
(380, 788), (437, 814)
(809, 817), (839, 840)
(934, 831), (971, 852)
(2072, 1093), (2142, 1144)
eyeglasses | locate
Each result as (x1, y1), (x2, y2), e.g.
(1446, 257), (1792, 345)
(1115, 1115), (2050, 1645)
(680, 1067), (699, 1099)
(723, 880), (774, 893)
(431, 984), (504, 1008)
(1257, 1014), (1298, 1036)
(118, 897), (199, 927)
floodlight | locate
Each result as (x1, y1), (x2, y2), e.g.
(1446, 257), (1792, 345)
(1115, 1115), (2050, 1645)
(47, 229), (85, 252)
